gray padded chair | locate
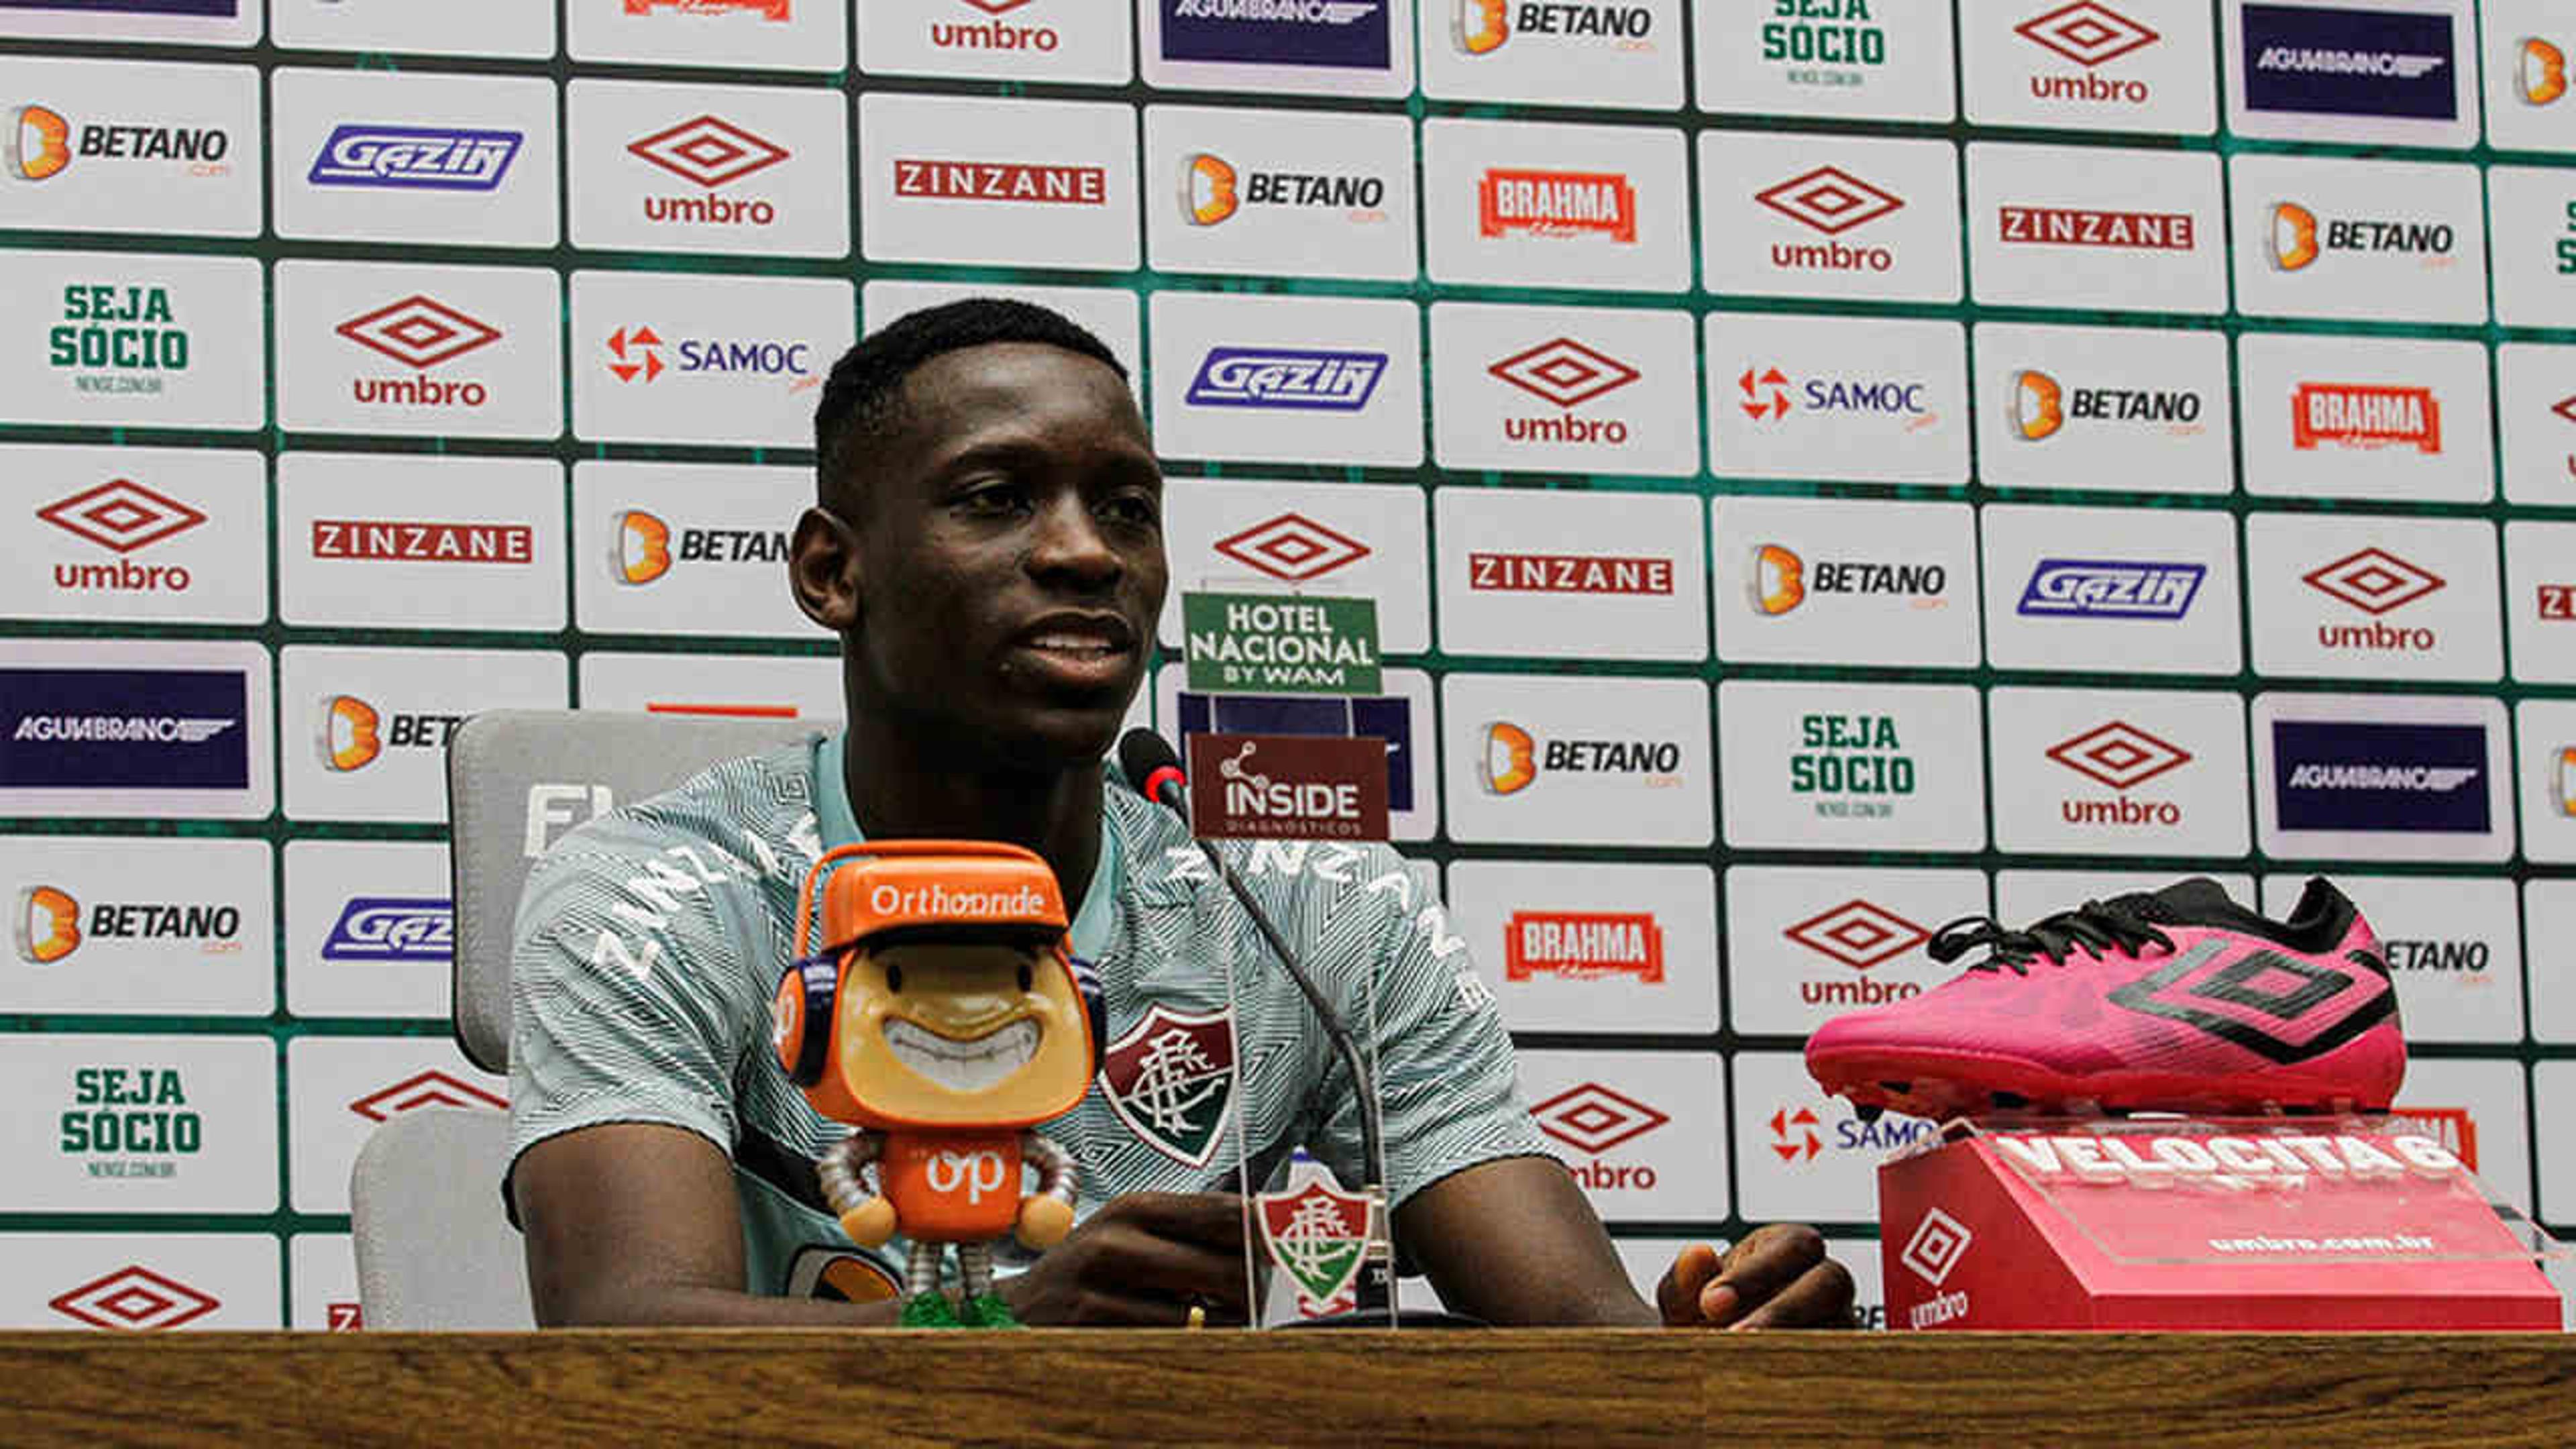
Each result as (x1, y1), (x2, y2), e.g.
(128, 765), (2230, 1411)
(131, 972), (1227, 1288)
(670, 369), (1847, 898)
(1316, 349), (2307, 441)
(347, 708), (820, 1328)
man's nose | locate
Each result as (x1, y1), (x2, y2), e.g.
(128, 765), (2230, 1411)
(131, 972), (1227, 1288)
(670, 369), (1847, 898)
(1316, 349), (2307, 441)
(1026, 494), (1122, 586)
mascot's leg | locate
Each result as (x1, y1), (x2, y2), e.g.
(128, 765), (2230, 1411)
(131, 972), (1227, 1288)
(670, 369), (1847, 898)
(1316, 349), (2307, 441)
(898, 1241), (959, 1328)
(955, 1243), (1019, 1329)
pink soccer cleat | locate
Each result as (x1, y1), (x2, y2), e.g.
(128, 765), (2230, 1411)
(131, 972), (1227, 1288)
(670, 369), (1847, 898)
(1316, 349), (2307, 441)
(1804, 877), (2405, 1119)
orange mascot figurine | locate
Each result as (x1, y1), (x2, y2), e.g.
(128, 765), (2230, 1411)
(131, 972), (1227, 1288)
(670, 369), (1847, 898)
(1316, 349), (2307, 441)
(772, 841), (1098, 1328)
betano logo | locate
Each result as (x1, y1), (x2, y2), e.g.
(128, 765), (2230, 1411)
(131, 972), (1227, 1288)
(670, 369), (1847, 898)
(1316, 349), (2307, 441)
(1180, 152), (1383, 227)
(2267, 201), (2453, 271)
(1213, 513), (1371, 582)
(1503, 909), (1662, 982)
(608, 509), (788, 584)
(1481, 720), (1538, 794)
(8, 104), (72, 181)
(1183, 152), (1237, 225)
(2521, 37), (2569, 106)
(5, 105), (231, 182)
(2010, 369), (2065, 439)
(2008, 369), (2203, 441)
(1753, 543), (1805, 614)
(1755, 165), (1903, 274)
(1452, 0), (1650, 53)
(14, 883), (80, 964)
(611, 509), (673, 584)
(1750, 544), (1943, 614)
(319, 694), (382, 772)
(1477, 167), (1636, 241)
(1454, 0), (1506, 52)
(2292, 383), (2440, 453)
(1477, 720), (1680, 794)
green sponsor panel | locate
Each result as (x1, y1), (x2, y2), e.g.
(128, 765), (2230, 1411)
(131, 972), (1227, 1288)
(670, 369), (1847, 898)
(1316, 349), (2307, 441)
(1182, 591), (1381, 695)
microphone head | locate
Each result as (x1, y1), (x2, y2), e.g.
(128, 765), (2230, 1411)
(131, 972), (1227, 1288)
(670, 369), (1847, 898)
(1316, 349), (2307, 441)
(1117, 728), (1183, 796)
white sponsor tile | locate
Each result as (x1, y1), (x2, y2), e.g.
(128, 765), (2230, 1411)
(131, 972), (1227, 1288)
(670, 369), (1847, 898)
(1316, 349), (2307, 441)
(270, 67), (557, 248)
(0, 58), (260, 237)
(2481, 0), (2576, 154)
(1447, 860), (1717, 1032)
(2528, 881), (2576, 1045)
(1987, 686), (2250, 857)
(284, 840), (453, 1020)
(1441, 674), (1712, 847)
(278, 453), (564, 631)
(568, 79), (849, 258)
(0, 637), (274, 822)
(1964, 142), (2227, 315)
(2219, 0), (2479, 149)
(272, 0), (553, 57)
(3, 445), (266, 625)
(859, 0), (1132, 83)
(2236, 333), (2491, 502)
(570, 270), (853, 448)
(1992, 867), (2257, 927)
(858, 93), (1138, 270)
(2506, 521), (2576, 684)
(1159, 478), (1428, 654)
(578, 653), (844, 725)
(1692, 0), (1956, 123)
(2538, 1062), (2576, 1231)
(0, 836), (272, 1016)
(1155, 662), (1440, 842)
(1972, 323), (2235, 496)
(1429, 302), (1698, 477)
(2228, 155), (2487, 325)
(1515, 1049), (1727, 1224)
(1961, 0), (2218, 134)
(275, 260), (562, 441)
(1144, 106), (1415, 282)
(2260, 873), (2522, 1046)
(1436, 488), (1707, 662)
(1717, 680), (1986, 852)
(1138, 0), (1415, 99)
(1725, 865), (1988, 1038)
(568, 0), (847, 71)
(1699, 131), (1962, 304)
(1705, 313), (1970, 484)
(1711, 496), (1977, 668)
(0, 1035), (275, 1214)
(2516, 699), (2576, 865)
(2488, 165), (2576, 329)
(1148, 291), (1422, 468)
(1733, 1051), (1937, 1225)
(1421, 117), (1691, 293)
(1417, 0), (1684, 109)
(2393, 1057), (2529, 1215)
(280, 645), (569, 824)
(2249, 691), (2512, 863)
(2245, 512), (2500, 682)
(1979, 502), (2241, 676)
(288, 1234), (366, 1333)
(863, 282), (1142, 384)
(2497, 342), (2576, 506)
(288, 1035), (508, 1215)
(0, 1234), (279, 1332)
(570, 461), (812, 639)
(0, 251), (263, 430)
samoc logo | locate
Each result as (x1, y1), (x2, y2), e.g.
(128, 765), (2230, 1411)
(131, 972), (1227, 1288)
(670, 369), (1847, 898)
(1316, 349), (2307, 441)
(14, 884), (80, 964)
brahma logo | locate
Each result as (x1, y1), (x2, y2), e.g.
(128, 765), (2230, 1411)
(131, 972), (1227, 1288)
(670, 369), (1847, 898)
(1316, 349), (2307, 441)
(893, 158), (1106, 205)
(48, 1266), (218, 1332)
(2266, 201), (2453, 271)
(1213, 513), (1371, 582)
(2017, 559), (2204, 620)
(2016, 1), (2157, 103)
(311, 519), (532, 565)
(2520, 38), (2569, 106)
(1503, 910), (1663, 982)
(933, 0), (1061, 52)
(1999, 205), (2196, 250)
(2292, 383), (2440, 453)
(321, 898), (453, 963)
(2048, 719), (2191, 826)
(602, 325), (812, 389)
(629, 115), (787, 229)
(1755, 166), (1903, 274)
(37, 478), (206, 596)
(1530, 1081), (1667, 1190)
(1477, 720), (1680, 794)
(335, 297), (502, 411)
(1489, 337), (1638, 445)
(2304, 547), (2443, 653)
(5, 103), (231, 182)
(1752, 543), (1804, 614)
(1785, 898), (1928, 1007)
(606, 509), (787, 585)
(1478, 168), (1636, 241)
(1185, 348), (1385, 411)
(1180, 151), (1384, 227)
(13, 884), (80, 964)
(347, 1069), (506, 1122)
(1468, 551), (1672, 596)
(2008, 369), (2204, 441)
(307, 125), (521, 191)
(624, 0), (792, 17)
(1749, 545), (1945, 613)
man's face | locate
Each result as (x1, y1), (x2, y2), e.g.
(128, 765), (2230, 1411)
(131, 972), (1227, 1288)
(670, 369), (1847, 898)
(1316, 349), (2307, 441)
(837, 342), (1165, 768)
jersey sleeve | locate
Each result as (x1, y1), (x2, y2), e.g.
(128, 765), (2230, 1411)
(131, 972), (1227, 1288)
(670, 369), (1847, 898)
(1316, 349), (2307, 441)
(1307, 865), (1552, 1210)
(505, 815), (765, 1183)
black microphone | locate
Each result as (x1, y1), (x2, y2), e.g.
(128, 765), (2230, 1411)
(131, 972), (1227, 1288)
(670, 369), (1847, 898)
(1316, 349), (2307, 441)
(1118, 728), (1397, 1318)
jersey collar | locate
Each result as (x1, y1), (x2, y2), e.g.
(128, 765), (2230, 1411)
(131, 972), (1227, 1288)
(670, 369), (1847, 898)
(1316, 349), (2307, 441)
(814, 731), (1120, 959)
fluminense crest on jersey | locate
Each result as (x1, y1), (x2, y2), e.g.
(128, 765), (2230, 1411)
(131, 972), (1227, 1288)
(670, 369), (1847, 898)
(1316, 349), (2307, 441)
(1099, 1004), (1236, 1168)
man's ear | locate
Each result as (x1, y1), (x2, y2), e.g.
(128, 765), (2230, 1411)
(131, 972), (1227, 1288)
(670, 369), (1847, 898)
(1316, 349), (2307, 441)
(790, 505), (861, 632)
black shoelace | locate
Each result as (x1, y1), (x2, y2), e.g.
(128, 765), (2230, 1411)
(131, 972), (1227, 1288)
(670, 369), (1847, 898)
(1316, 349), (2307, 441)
(1927, 899), (2176, 977)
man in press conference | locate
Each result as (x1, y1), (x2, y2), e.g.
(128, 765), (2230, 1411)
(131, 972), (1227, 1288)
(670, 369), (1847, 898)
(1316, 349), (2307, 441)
(504, 298), (1854, 1330)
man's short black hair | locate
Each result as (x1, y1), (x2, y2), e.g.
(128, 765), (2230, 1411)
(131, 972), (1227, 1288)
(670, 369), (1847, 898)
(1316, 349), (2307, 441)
(812, 297), (1128, 507)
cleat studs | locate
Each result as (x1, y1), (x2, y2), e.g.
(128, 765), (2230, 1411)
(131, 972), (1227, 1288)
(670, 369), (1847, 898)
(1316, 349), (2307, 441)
(1878, 1081), (1911, 1094)
(1989, 1091), (2031, 1110)
(1852, 1104), (1885, 1124)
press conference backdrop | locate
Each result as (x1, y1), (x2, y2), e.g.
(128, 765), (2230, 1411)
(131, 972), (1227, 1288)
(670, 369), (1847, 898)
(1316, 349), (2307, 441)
(1, 0), (2572, 1333)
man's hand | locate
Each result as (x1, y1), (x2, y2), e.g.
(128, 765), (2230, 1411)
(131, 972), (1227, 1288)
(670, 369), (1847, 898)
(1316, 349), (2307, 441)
(1655, 1224), (1856, 1330)
(998, 1191), (1248, 1326)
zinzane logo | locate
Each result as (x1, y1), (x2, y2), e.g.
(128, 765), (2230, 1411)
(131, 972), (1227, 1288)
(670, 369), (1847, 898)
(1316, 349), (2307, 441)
(893, 159), (1106, 205)
(1999, 205), (2196, 250)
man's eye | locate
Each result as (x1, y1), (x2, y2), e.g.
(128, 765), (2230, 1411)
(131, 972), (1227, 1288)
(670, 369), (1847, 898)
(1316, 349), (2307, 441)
(957, 485), (1029, 516)
(1099, 492), (1161, 527)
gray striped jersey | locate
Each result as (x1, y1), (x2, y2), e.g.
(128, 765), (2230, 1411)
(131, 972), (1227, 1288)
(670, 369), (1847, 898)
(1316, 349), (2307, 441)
(506, 734), (1549, 1297)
